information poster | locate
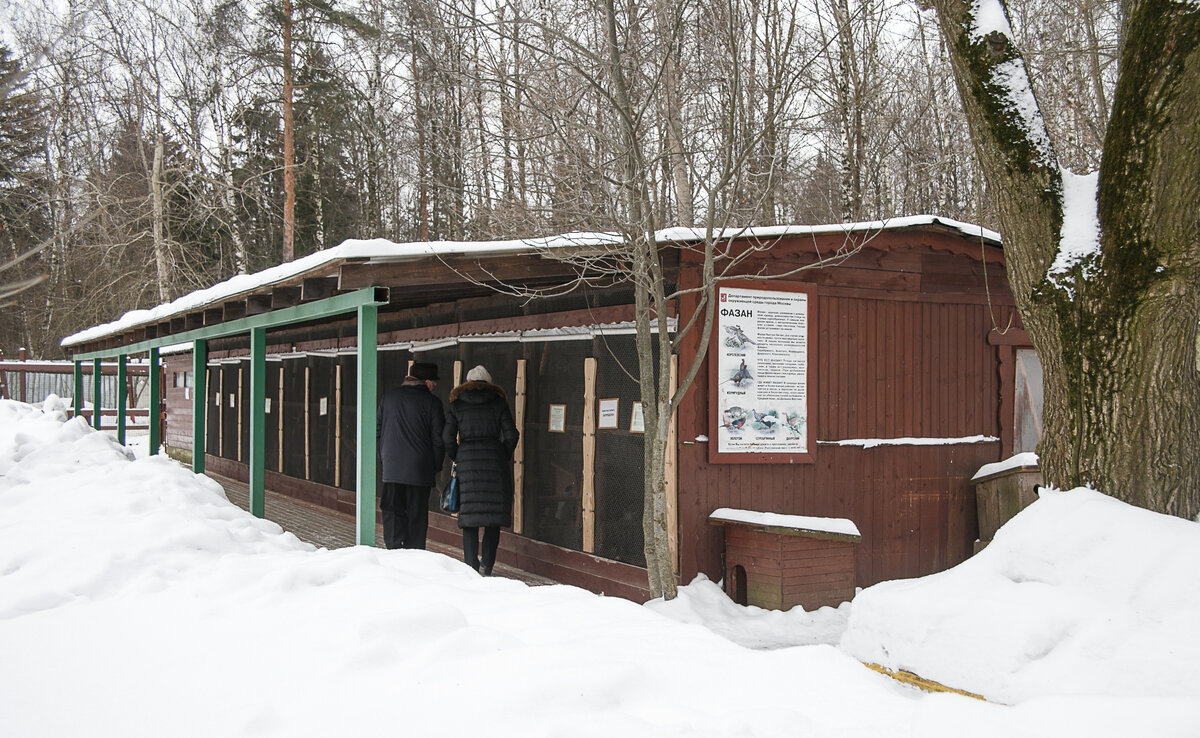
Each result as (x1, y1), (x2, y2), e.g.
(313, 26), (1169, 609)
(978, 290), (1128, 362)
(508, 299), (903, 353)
(548, 404), (567, 433)
(712, 283), (811, 460)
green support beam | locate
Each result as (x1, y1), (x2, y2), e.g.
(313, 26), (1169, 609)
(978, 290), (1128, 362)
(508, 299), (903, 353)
(148, 347), (161, 454)
(70, 288), (389, 361)
(193, 340), (207, 474)
(92, 358), (102, 429)
(117, 355), (128, 446)
(248, 328), (266, 518)
(73, 361), (83, 418)
(69, 286), (390, 544)
(356, 303), (379, 546)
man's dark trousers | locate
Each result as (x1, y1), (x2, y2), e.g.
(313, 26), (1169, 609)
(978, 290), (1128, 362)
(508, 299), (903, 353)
(380, 482), (430, 549)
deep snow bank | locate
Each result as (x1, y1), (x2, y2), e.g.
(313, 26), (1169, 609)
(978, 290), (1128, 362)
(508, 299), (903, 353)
(840, 487), (1200, 703)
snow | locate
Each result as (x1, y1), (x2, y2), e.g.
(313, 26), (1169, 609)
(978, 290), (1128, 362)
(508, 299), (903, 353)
(820, 434), (998, 448)
(710, 507), (861, 538)
(1049, 170), (1102, 285)
(4, 399), (1199, 737)
(972, 451), (1040, 481)
(60, 216), (1000, 349)
(969, 0), (1056, 167)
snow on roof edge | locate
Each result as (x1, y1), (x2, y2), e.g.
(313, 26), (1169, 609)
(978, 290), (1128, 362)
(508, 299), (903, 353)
(709, 507), (862, 538)
(62, 215), (1001, 348)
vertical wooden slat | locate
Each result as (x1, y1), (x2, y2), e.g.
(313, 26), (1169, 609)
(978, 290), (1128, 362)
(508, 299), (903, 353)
(513, 359), (526, 535)
(582, 357), (597, 553)
(453, 360), (462, 387)
(278, 366), (285, 471)
(304, 365), (311, 480)
(334, 363), (343, 485)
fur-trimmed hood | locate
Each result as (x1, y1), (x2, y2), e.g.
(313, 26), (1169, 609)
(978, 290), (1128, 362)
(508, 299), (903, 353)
(450, 380), (506, 403)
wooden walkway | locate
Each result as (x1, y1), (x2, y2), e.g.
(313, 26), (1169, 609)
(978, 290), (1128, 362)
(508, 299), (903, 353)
(210, 473), (555, 585)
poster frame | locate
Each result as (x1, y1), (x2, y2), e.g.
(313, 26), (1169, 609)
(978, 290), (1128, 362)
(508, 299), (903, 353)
(707, 279), (816, 465)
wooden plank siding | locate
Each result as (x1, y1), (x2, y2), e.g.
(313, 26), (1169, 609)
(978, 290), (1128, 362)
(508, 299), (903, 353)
(676, 230), (1012, 589)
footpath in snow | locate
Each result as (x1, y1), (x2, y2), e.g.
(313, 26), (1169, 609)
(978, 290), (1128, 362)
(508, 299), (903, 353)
(1, 397), (1198, 737)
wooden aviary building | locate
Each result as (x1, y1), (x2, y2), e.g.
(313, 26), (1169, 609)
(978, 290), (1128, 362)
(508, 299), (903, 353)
(62, 217), (1035, 605)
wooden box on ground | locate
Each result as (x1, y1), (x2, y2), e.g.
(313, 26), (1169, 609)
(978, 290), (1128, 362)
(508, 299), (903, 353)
(972, 454), (1042, 551)
(709, 508), (861, 612)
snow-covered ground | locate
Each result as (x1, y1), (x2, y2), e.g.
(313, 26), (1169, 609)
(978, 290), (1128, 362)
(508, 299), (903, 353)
(2, 397), (1197, 737)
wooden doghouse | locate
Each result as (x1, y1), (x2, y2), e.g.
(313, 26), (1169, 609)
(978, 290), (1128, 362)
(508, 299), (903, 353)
(710, 508), (861, 611)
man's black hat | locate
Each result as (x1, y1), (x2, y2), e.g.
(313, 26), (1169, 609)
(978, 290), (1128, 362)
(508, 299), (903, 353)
(410, 362), (439, 381)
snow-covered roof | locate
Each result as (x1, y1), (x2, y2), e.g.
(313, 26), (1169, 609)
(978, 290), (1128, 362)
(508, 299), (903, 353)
(709, 507), (861, 539)
(61, 216), (1001, 348)
(971, 452), (1040, 481)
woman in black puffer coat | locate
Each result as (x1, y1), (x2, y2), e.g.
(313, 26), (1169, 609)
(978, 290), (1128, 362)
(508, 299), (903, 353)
(443, 365), (520, 575)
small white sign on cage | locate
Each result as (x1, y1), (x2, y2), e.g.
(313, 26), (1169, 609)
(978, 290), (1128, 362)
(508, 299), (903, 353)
(265, 398), (272, 414)
(228, 394), (236, 408)
(548, 404), (566, 433)
(598, 398), (619, 429)
(319, 397), (328, 416)
(630, 402), (645, 433)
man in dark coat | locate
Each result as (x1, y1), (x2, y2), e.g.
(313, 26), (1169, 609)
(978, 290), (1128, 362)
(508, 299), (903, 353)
(443, 365), (519, 575)
(377, 361), (445, 549)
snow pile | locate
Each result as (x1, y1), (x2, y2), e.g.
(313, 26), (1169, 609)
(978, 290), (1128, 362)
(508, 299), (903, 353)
(840, 487), (1200, 705)
(646, 574), (851, 649)
(3, 399), (1199, 737)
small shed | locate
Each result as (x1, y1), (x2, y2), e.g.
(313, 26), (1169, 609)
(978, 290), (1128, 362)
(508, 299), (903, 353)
(710, 508), (861, 611)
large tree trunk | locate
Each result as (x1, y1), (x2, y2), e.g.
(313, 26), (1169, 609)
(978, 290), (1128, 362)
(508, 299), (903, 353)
(932, 0), (1200, 518)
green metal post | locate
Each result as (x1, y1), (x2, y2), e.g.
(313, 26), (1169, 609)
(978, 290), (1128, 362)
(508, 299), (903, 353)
(116, 355), (128, 446)
(73, 361), (83, 418)
(92, 358), (103, 429)
(248, 328), (266, 518)
(193, 340), (207, 474)
(148, 347), (161, 455)
(356, 304), (379, 546)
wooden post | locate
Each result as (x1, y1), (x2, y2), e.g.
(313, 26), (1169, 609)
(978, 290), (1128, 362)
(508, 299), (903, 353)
(248, 328), (266, 517)
(278, 366), (284, 472)
(218, 365), (225, 458)
(304, 365), (311, 480)
(513, 359), (526, 535)
(582, 357), (597, 553)
(356, 304), (379, 546)
(453, 360), (462, 387)
(92, 358), (103, 429)
(116, 354), (128, 446)
(192, 341), (207, 473)
(667, 354), (679, 575)
(334, 362), (343, 485)
(148, 348), (161, 455)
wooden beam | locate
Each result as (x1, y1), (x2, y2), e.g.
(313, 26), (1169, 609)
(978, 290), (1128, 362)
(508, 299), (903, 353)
(222, 301), (247, 321)
(338, 253), (584, 291)
(302, 276), (339, 302)
(272, 286), (302, 310)
(246, 294), (273, 316)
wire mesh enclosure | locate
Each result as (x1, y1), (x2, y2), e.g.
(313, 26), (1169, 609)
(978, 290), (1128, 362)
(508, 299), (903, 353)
(520, 339), (588, 551)
(592, 335), (648, 567)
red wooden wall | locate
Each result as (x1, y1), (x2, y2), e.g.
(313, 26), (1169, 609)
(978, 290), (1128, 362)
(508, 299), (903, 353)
(676, 228), (1018, 588)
